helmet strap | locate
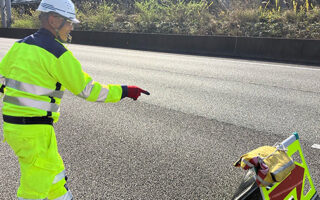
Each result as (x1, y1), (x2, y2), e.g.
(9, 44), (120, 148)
(66, 34), (72, 43)
(54, 19), (70, 43)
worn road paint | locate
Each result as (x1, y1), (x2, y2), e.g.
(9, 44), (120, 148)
(311, 144), (320, 149)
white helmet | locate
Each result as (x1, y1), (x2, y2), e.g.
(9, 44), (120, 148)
(37, 0), (80, 24)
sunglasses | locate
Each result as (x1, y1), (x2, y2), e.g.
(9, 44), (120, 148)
(52, 15), (73, 26)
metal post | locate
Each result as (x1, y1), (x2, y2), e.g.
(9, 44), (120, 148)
(0, 0), (6, 28)
(5, 0), (11, 27)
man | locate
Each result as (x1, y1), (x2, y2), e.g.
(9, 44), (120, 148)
(0, 0), (149, 199)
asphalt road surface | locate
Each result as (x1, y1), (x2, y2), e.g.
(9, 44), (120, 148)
(0, 37), (319, 199)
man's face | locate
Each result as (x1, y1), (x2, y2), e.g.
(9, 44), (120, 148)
(49, 14), (74, 42)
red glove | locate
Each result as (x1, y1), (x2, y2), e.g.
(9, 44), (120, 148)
(121, 85), (150, 100)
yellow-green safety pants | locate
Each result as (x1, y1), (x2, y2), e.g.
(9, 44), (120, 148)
(3, 122), (72, 200)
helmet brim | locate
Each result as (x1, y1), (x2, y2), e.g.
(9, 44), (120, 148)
(37, 9), (80, 24)
(71, 18), (80, 24)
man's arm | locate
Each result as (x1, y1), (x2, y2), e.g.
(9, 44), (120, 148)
(50, 50), (149, 102)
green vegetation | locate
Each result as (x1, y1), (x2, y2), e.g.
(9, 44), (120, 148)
(7, 0), (320, 39)
(11, 9), (40, 29)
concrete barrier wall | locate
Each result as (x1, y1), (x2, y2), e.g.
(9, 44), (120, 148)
(1, 28), (319, 65)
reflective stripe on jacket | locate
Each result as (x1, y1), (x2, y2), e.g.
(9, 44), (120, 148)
(0, 28), (123, 122)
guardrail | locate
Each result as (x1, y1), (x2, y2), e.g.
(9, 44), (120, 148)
(1, 28), (320, 65)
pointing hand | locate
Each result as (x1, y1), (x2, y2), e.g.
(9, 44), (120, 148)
(121, 85), (150, 100)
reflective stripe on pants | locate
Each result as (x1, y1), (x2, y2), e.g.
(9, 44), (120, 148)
(53, 170), (66, 185)
(17, 190), (72, 200)
(52, 191), (72, 200)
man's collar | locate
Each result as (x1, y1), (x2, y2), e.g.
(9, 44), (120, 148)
(37, 28), (56, 39)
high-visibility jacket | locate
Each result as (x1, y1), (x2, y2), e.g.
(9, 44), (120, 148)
(0, 28), (123, 123)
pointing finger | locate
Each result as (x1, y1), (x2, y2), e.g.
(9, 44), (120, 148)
(141, 90), (150, 95)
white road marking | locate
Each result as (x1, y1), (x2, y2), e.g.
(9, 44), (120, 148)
(311, 144), (320, 149)
(214, 58), (320, 71)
